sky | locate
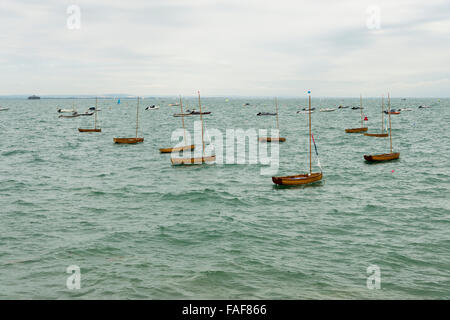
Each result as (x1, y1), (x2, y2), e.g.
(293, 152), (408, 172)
(0, 0), (449, 97)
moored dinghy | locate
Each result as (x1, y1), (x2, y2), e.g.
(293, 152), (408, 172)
(272, 172), (322, 185)
(364, 96), (388, 137)
(59, 112), (80, 118)
(320, 108), (335, 112)
(364, 93), (400, 162)
(58, 108), (76, 113)
(364, 153), (399, 161)
(257, 112), (276, 116)
(171, 91), (215, 165)
(114, 97), (144, 144)
(272, 91), (323, 186)
(79, 97), (101, 132)
(345, 95), (368, 133)
(160, 95), (195, 153)
(259, 97), (286, 142)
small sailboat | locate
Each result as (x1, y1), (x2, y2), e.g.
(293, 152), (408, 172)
(171, 91), (215, 165)
(79, 98), (101, 132)
(58, 100), (77, 114)
(58, 108), (76, 113)
(173, 112), (193, 117)
(364, 96), (388, 137)
(160, 96), (195, 153)
(257, 112), (277, 116)
(385, 109), (400, 114)
(59, 112), (80, 118)
(272, 91), (323, 186)
(79, 111), (94, 116)
(364, 93), (400, 162)
(259, 98), (286, 142)
(300, 107), (316, 111)
(113, 97), (144, 144)
(189, 110), (211, 115)
(345, 95), (368, 133)
(173, 109), (211, 117)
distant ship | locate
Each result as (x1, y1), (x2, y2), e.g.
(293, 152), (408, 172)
(28, 95), (40, 100)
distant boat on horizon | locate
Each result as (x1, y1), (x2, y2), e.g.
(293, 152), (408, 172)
(28, 95), (40, 100)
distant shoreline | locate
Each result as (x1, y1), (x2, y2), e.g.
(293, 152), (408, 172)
(0, 96), (447, 99)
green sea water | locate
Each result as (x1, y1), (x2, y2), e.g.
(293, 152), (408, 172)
(0, 97), (449, 299)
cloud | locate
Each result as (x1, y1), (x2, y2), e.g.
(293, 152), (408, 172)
(0, 0), (449, 96)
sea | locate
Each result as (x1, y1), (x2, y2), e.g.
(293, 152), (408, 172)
(0, 97), (449, 299)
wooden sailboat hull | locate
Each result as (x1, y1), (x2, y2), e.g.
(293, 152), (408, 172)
(190, 111), (211, 115)
(78, 128), (101, 132)
(159, 144), (195, 153)
(173, 113), (193, 117)
(259, 137), (286, 142)
(113, 137), (144, 144)
(364, 132), (388, 137)
(364, 152), (400, 162)
(171, 155), (216, 165)
(272, 172), (322, 186)
(59, 114), (80, 118)
(345, 127), (368, 133)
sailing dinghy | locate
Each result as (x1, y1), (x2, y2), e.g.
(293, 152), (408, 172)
(171, 91), (215, 165)
(364, 96), (388, 137)
(160, 96), (195, 153)
(364, 93), (400, 162)
(114, 97), (144, 144)
(345, 95), (368, 133)
(79, 97), (101, 132)
(259, 98), (286, 142)
(272, 91), (323, 186)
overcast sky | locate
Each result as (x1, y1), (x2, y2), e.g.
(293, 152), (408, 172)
(1, 0), (449, 97)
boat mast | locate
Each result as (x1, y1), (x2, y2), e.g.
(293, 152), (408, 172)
(136, 97), (140, 138)
(360, 94), (363, 128)
(94, 97), (98, 129)
(388, 93), (393, 153)
(180, 95), (186, 144)
(309, 92), (312, 174)
(381, 96), (384, 133)
(275, 97), (279, 132)
(198, 91), (205, 157)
